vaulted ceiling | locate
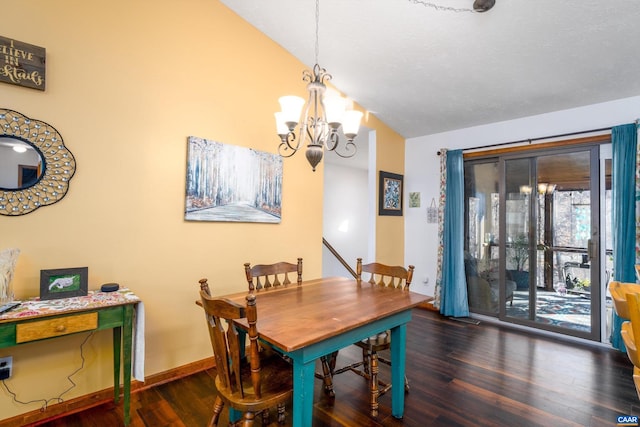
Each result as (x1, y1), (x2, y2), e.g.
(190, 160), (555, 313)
(220, 0), (640, 139)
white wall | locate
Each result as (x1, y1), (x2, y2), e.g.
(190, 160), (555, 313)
(405, 95), (640, 297)
(323, 161), (369, 277)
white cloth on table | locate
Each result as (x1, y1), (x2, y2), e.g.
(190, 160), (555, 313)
(133, 302), (145, 382)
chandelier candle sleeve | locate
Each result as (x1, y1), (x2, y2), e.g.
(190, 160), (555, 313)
(323, 89), (347, 124)
(277, 96), (305, 131)
(342, 110), (364, 138)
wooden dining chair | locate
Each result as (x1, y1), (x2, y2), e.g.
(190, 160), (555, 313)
(609, 281), (640, 320)
(620, 291), (640, 399)
(332, 257), (414, 417)
(244, 258), (303, 291)
(198, 279), (293, 426)
(244, 258), (336, 397)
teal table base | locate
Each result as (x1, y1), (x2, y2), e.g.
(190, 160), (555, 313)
(282, 310), (412, 426)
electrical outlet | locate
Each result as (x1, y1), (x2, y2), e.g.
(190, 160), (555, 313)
(0, 356), (13, 380)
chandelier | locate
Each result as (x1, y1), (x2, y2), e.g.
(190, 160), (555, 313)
(275, 0), (363, 172)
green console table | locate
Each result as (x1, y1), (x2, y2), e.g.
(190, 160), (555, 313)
(0, 289), (141, 426)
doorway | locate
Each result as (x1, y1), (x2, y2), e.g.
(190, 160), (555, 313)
(322, 129), (376, 277)
(18, 164), (39, 188)
(464, 142), (609, 341)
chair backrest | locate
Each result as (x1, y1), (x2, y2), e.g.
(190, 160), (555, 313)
(356, 257), (414, 290)
(199, 279), (262, 399)
(244, 258), (303, 291)
(609, 281), (640, 320)
(610, 281), (630, 319)
(622, 291), (640, 369)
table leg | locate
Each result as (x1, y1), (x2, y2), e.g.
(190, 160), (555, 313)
(123, 304), (134, 426)
(390, 324), (407, 419)
(227, 332), (246, 424)
(113, 326), (121, 404)
(228, 408), (242, 423)
(292, 358), (316, 427)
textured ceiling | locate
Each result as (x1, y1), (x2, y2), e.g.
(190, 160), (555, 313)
(220, 0), (640, 139)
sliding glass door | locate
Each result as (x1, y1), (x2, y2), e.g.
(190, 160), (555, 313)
(464, 144), (603, 341)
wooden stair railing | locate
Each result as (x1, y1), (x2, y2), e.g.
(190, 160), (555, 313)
(322, 237), (357, 279)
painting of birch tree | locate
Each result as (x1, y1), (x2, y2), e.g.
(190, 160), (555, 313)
(185, 136), (282, 223)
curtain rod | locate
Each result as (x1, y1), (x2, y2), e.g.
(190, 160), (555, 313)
(436, 125), (613, 156)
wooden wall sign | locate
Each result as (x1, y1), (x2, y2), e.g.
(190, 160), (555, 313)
(0, 36), (46, 91)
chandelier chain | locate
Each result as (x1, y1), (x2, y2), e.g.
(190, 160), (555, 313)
(408, 0), (475, 13)
(315, 0), (320, 64)
(275, 0), (362, 171)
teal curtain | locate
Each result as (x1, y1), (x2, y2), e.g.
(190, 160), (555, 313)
(440, 149), (469, 317)
(611, 123), (637, 351)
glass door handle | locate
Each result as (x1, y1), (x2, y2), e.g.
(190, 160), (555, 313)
(587, 239), (597, 260)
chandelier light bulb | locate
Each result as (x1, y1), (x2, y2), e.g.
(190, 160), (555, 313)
(538, 183), (548, 194)
(519, 185), (532, 195)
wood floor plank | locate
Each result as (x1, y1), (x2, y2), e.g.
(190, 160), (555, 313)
(21, 309), (640, 427)
(137, 400), (187, 427)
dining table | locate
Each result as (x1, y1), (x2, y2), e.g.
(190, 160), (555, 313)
(220, 276), (432, 426)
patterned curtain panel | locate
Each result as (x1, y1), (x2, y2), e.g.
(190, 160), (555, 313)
(433, 149), (447, 309)
(440, 150), (469, 317)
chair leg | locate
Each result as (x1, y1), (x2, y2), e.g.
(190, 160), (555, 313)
(320, 355), (336, 397)
(241, 412), (255, 427)
(376, 353), (410, 394)
(261, 408), (270, 425)
(328, 350), (338, 373)
(277, 403), (286, 424)
(209, 396), (224, 427)
(370, 350), (380, 418)
(362, 347), (370, 375)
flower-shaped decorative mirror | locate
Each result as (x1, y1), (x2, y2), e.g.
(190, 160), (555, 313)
(0, 109), (76, 216)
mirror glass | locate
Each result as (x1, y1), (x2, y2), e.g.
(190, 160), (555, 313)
(0, 109), (76, 216)
(0, 137), (44, 190)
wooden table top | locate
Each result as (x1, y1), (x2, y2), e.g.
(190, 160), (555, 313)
(221, 276), (432, 352)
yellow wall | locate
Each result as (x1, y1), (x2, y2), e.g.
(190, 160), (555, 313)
(0, 0), (404, 420)
(370, 115), (406, 267)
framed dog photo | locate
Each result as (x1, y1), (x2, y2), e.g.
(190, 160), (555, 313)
(40, 267), (88, 300)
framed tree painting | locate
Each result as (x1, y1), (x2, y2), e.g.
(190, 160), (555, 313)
(184, 136), (282, 223)
(379, 170), (403, 216)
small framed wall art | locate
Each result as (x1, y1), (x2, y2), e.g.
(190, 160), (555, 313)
(40, 267), (88, 300)
(409, 192), (421, 208)
(379, 170), (403, 216)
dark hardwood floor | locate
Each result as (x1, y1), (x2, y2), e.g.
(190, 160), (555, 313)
(30, 309), (639, 426)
